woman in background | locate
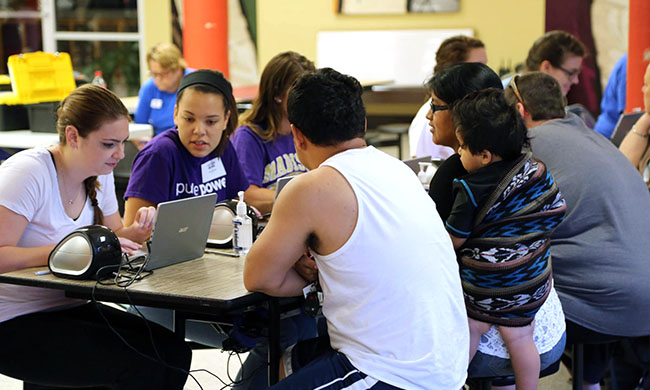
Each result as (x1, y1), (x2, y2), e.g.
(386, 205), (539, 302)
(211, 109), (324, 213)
(524, 31), (585, 98)
(232, 51), (315, 214)
(0, 84), (190, 389)
(134, 42), (193, 136)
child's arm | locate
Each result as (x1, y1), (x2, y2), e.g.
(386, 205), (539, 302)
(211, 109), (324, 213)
(448, 233), (466, 250)
(446, 178), (475, 250)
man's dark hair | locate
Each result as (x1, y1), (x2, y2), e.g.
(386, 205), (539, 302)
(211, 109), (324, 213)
(453, 88), (529, 161)
(426, 62), (502, 108)
(287, 68), (366, 146)
(504, 72), (566, 121)
(525, 30), (586, 71)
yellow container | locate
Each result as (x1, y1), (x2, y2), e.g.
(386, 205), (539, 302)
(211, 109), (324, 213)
(0, 51), (76, 105)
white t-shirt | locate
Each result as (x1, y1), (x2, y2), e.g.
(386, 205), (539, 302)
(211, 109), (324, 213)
(0, 147), (119, 322)
(408, 98), (455, 159)
(314, 146), (469, 390)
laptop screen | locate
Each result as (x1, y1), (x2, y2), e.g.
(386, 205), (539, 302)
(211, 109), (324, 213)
(610, 112), (643, 147)
(144, 193), (217, 271)
(274, 176), (294, 202)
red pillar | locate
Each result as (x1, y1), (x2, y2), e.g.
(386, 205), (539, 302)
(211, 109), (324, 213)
(626, 0), (650, 112)
(183, 0), (229, 78)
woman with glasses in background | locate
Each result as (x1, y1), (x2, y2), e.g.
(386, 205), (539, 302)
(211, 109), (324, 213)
(524, 30), (585, 98)
(134, 42), (194, 136)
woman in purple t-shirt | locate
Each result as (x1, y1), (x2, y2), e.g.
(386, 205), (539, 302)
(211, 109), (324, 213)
(232, 52), (315, 214)
(124, 69), (251, 226)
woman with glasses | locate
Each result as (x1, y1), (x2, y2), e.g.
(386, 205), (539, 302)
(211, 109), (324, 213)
(524, 30), (585, 97)
(426, 63), (566, 389)
(134, 42), (194, 135)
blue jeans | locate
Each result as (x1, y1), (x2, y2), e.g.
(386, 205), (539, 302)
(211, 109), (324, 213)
(467, 331), (566, 378)
(128, 306), (318, 390)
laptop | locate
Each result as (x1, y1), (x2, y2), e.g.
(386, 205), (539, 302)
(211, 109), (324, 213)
(610, 112), (643, 147)
(274, 176), (294, 202)
(137, 193), (217, 271)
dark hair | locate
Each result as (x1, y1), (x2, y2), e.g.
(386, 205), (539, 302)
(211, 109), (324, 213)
(453, 88), (529, 161)
(427, 62), (502, 107)
(176, 71), (238, 156)
(56, 84), (129, 225)
(287, 68), (365, 146)
(434, 35), (485, 73)
(240, 51), (315, 141)
(525, 30), (586, 71)
(504, 72), (565, 121)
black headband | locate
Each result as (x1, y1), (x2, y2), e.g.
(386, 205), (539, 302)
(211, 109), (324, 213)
(177, 69), (233, 99)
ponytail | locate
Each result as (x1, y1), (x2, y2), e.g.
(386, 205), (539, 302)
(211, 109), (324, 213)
(84, 176), (104, 225)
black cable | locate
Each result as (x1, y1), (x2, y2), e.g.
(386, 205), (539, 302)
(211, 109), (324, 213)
(90, 251), (262, 389)
(90, 257), (210, 389)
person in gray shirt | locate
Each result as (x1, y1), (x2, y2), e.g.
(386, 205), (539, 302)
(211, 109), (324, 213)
(505, 72), (650, 390)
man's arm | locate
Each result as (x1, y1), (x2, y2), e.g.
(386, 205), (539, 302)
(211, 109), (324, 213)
(243, 174), (315, 297)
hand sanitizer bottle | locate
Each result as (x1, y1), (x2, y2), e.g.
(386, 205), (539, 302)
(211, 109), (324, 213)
(233, 191), (253, 255)
(418, 162), (432, 191)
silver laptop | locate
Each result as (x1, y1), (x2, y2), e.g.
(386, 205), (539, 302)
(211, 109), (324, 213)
(141, 193), (217, 271)
(274, 176), (294, 202)
(610, 112), (643, 147)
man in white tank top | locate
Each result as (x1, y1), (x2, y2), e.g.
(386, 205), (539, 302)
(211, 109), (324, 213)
(244, 68), (469, 390)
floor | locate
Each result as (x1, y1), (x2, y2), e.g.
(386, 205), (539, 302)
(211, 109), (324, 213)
(0, 349), (249, 389)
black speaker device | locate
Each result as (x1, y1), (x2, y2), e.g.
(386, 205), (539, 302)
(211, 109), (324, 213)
(48, 225), (122, 280)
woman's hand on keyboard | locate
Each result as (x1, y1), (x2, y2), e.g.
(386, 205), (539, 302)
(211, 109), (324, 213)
(119, 237), (142, 255)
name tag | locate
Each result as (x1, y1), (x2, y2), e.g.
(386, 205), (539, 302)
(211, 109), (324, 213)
(150, 98), (163, 109)
(201, 157), (226, 183)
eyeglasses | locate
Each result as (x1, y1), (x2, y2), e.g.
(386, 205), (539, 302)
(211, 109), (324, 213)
(430, 102), (449, 113)
(556, 65), (581, 80)
(149, 69), (175, 79)
(507, 75), (525, 105)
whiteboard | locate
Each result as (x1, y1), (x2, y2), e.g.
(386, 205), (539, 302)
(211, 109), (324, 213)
(317, 29), (474, 86)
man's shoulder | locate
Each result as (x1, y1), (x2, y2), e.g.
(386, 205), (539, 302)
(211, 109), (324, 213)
(281, 166), (353, 208)
(294, 166), (345, 191)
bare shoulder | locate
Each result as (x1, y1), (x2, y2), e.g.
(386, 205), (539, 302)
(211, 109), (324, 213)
(275, 165), (357, 255)
(280, 166), (355, 210)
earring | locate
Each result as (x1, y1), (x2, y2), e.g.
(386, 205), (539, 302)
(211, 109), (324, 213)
(274, 97), (282, 103)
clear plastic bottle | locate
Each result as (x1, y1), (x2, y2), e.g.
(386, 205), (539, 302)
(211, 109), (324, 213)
(418, 162), (432, 190)
(91, 71), (107, 88)
(232, 191), (253, 255)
